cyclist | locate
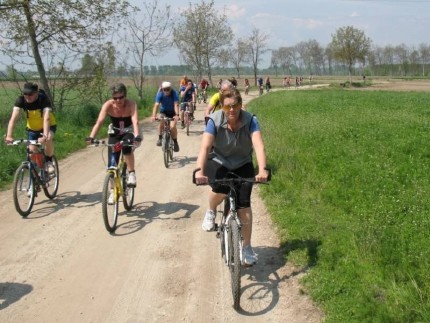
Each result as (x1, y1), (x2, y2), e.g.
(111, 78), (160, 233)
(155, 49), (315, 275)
(5, 82), (56, 174)
(179, 79), (196, 129)
(151, 81), (180, 152)
(205, 78), (242, 119)
(244, 78), (250, 94)
(86, 83), (141, 189)
(194, 87), (269, 265)
(199, 78), (209, 103)
(257, 76), (264, 93)
(265, 76), (271, 92)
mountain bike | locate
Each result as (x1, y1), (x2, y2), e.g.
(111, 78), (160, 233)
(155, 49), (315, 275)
(158, 116), (175, 168)
(9, 139), (59, 217)
(259, 84), (264, 96)
(92, 139), (136, 233)
(197, 89), (207, 104)
(193, 168), (271, 310)
(182, 102), (193, 136)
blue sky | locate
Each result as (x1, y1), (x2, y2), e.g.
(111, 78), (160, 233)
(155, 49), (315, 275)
(143, 0), (430, 67)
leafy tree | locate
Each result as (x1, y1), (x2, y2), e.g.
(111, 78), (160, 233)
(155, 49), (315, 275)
(173, 0), (232, 86)
(126, 0), (172, 100)
(330, 26), (372, 83)
(0, 0), (131, 105)
(246, 28), (269, 86)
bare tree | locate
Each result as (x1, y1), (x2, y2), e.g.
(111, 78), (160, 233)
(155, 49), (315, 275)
(174, 0), (232, 86)
(418, 43), (430, 77)
(126, 0), (172, 100)
(0, 0), (131, 105)
(229, 38), (249, 79)
(330, 26), (372, 83)
(247, 28), (269, 86)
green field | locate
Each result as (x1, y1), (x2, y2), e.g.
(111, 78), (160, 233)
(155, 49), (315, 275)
(248, 89), (430, 322)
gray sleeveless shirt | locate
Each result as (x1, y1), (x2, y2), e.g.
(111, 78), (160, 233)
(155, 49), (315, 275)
(209, 110), (255, 170)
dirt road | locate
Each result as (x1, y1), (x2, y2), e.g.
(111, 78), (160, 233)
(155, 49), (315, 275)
(0, 90), (322, 322)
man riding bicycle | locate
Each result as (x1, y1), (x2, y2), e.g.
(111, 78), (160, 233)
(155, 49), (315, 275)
(179, 79), (196, 129)
(199, 78), (209, 103)
(86, 83), (141, 189)
(151, 81), (180, 152)
(5, 82), (57, 174)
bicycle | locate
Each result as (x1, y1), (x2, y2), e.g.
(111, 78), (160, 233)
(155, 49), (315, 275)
(9, 139), (59, 217)
(92, 139), (136, 233)
(182, 101), (193, 136)
(259, 84), (264, 96)
(193, 168), (271, 310)
(197, 91), (203, 104)
(158, 116), (175, 168)
(244, 85), (249, 95)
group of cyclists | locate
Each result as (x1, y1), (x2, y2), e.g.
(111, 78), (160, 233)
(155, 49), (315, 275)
(5, 77), (269, 266)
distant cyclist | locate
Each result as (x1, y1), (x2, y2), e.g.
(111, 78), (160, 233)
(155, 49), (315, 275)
(179, 79), (196, 129)
(5, 82), (56, 174)
(199, 78), (209, 103)
(151, 81), (180, 152)
(87, 83), (141, 188)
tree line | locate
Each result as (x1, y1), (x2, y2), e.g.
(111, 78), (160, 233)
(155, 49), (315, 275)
(1, 0), (429, 110)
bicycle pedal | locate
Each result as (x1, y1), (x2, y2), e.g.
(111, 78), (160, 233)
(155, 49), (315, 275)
(213, 223), (219, 231)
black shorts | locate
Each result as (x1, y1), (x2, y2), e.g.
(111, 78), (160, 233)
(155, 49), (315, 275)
(160, 111), (176, 118)
(204, 160), (255, 209)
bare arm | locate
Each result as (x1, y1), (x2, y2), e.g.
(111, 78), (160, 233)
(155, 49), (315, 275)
(89, 102), (109, 138)
(251, 130), (269, 182)
(195, 132), (215, 184)
(5, 108), (21, 142)
(130, 101), (140, 137)
(152, 102), (160, 121)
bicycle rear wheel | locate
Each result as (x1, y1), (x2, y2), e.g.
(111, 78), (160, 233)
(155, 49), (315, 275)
(43, 155), (59, 199)
(168, 136), (174, 161)
(228, 217), (241, 310)
(102, 172), (119, 232)
(13, 163), (35, 217)
(121, 163), (134, 211)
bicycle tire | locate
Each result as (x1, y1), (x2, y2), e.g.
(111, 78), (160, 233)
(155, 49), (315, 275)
(218, 198), (229, 261)
(13, 163), (35, 217)
(122, 162), (134, 211)
(229, 217), (241, 310)
(185, 111), (190, 136)
(163, 133), (169, 168)
(102, 172), (119, 232)
(197, 94), (202, 104)
(168, 136), (174, 161)
(43, 155), (59, 199)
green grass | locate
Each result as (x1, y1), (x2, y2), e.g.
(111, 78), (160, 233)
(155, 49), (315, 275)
(248, 89), (430, 322)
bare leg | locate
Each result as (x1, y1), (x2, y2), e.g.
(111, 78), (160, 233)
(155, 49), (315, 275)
(45, 131), (55, 157)
(238, 207), (252, 247)
(124, 153), (135, 172)
(208, 190), (226, 211)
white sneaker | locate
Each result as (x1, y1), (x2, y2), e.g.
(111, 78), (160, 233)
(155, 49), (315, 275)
(108, 190), (114, 205)
(127, 172), (136, 187)
(242, 245), (258, 266)
(202, 209), (216, 231)
(45, 161), (55, 174)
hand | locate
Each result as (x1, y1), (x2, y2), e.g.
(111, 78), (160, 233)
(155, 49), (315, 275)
(195, 170), (208, 185)
(134, 135), (142, 148)
(38, 135), (47, 144)
(4, 135), (13, 144)
(151, 116), (156, 122)
(255, 169), (269, 183)
(85, 137), (94, 145)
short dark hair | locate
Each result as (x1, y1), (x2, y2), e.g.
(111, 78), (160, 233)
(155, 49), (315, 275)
(23, 82), (38, 94)
(111, 83), (127, 96)
(220, 88), (242, 106)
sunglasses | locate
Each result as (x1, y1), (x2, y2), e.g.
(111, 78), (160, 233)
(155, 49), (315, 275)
(24, 92), (37, 96)
(222, 103), (241, 111)
(112, 95), (125, 100)
(163, 88), (171, 92)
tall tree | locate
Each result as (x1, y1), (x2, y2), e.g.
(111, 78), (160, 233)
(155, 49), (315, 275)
(330, 26), (372, 83)
(229, 38), (249, 78)
(173, 0), (233, 86)
(126, 0), (172, 100)
(0, 0), (131, 105)
(247, 28), (269, 86)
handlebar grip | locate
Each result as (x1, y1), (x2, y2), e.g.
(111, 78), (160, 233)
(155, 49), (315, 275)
(192, 168), (201, 184)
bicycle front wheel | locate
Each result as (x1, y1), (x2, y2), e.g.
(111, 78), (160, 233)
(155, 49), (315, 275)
(102, 172), (119, 233)
(168, 136), (174, 161)
(163, 134), (170, 168)
(43, 155), (59, 199)
(228, 217), (242, 310)
(185, 112), (190, 136)
(13, 163), (35, 217)
(121, 163), (134, 211)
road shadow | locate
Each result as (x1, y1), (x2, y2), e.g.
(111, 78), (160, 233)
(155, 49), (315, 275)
(162, 155), (197, 169)
(17, 191), (102, 220)
(0, 282), (33, 310)
(113, 200), (199, 236)
(237, 238), (321, 316)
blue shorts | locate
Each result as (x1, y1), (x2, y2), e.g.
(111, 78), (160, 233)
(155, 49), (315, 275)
(27, 126), (57, 140)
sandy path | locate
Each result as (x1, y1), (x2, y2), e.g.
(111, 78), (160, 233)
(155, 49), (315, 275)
(0, 90), (323, 322)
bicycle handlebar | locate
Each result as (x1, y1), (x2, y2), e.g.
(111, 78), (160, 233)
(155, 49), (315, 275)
(90, 138), (136, 147)
(7, 139), (44, 146)
(192, 167), (272, 186)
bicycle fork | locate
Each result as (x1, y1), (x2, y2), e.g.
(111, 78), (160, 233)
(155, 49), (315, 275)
(220, 212), (243, 266)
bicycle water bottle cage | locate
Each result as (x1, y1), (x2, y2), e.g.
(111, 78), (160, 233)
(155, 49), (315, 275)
(113, 142), (122, 153)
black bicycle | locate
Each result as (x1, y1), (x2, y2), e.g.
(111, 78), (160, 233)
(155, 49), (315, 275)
(193, 168), (271, 310)
(9, 139), (59, 217)
(158, 116), (175, 168)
